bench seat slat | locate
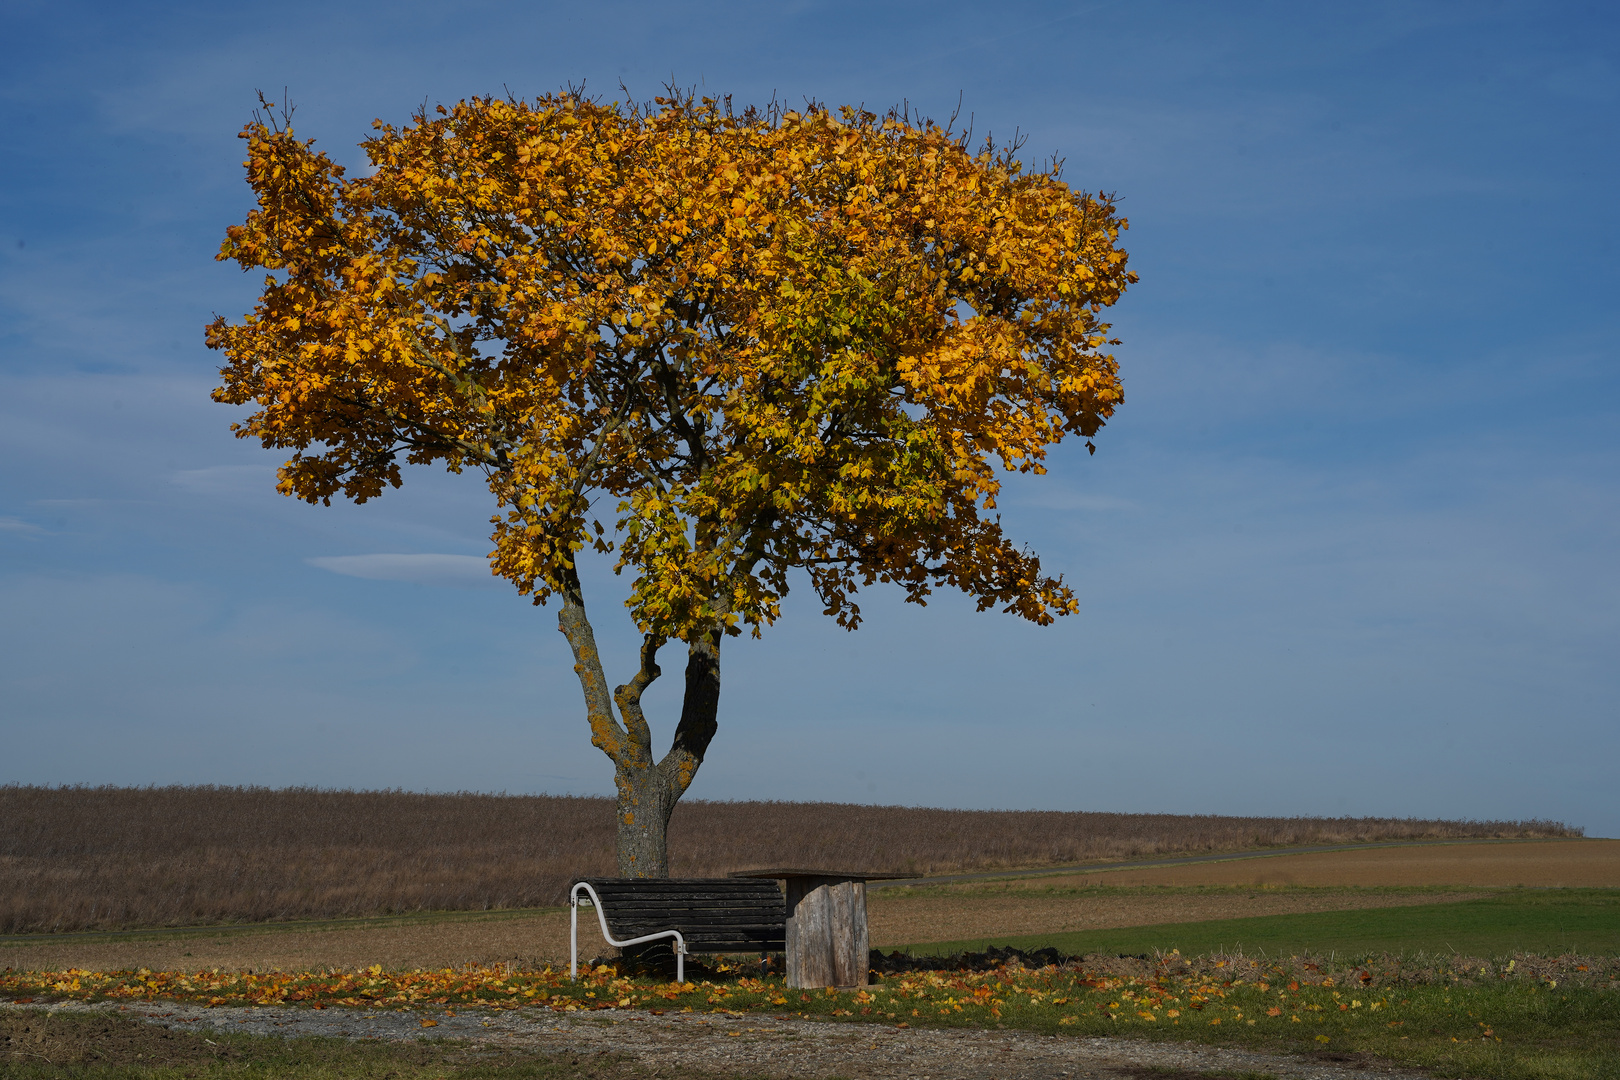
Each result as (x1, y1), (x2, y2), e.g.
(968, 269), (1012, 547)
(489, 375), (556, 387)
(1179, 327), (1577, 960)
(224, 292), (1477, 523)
(612, 934), (786, 941)
(585, 890), (782, 900)
(589, 892), (779, 899)
(581, 879), (781, 888)
(581, 881), (780, 890)
(596, 899), (783, 907)
(584, 893), (779, 899)
(605, 910), (781, 921)
(589, 895), (784, 904)
(609, 926), (784, 932)
(604, 909), (784, 918)
(611, 919), (777, 927)
(608, 919), (785, 932)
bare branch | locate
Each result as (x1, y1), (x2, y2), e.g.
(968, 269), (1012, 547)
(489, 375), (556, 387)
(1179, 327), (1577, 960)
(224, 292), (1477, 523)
(556, 565), (634, 767)
(613, 633), (664, 760)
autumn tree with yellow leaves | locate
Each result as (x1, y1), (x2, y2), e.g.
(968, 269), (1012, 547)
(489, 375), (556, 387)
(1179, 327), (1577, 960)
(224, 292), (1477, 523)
(209, 91), (1134, 875)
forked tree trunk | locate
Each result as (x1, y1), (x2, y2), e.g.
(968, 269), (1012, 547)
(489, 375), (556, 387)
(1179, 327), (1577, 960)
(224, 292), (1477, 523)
(556, 569), (720, 877)
(612, 635), (720, 875)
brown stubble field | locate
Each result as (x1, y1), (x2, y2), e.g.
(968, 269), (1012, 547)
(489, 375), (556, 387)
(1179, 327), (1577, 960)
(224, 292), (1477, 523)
(6, 839), (1612, 974)
(865, 838), (1620, 946)
(0, 785), (1580, 935)
(992, 836), (1620, 889)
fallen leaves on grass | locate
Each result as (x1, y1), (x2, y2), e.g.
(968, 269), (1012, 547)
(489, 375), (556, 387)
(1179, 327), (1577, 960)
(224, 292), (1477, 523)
(0, 959), (1403, 1038)
(2, 951), (1614, 1055)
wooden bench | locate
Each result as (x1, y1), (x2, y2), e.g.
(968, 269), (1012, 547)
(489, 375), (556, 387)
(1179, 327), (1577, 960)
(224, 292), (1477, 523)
(569, 877), (786, 983)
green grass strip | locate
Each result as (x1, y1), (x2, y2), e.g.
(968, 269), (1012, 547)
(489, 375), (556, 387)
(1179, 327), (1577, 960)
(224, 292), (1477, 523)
(896, 889), (1620, 959)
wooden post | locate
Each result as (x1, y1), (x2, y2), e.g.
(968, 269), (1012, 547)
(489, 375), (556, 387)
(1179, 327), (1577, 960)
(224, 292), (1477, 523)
(729, 869), (905, 990)
(785, 875), (869, 988)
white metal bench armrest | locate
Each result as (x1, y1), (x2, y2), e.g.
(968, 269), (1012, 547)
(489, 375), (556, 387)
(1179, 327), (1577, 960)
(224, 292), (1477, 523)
(570, 881), (688, 983)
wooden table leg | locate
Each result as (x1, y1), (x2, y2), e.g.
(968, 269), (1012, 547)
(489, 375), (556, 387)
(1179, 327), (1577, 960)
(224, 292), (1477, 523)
(785, 875), (869, 988)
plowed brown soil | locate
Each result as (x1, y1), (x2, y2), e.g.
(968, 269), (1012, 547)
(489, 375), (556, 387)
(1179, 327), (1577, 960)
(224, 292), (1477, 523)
(2, 839), (1609, 973)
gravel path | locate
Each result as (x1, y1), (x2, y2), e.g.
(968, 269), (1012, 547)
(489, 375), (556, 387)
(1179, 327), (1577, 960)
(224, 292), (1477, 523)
(15, 1000), (1445, 1080)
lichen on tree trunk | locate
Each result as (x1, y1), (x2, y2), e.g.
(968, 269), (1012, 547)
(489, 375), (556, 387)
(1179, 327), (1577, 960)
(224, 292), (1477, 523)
(556, 566), (720, 877)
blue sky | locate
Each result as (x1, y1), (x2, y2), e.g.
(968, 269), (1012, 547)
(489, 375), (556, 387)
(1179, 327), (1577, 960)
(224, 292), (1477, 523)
(2, 1), (1615, 836)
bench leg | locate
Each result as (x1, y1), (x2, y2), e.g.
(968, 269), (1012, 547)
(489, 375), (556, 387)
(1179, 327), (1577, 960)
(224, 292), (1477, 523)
(569, 882), (688, 983)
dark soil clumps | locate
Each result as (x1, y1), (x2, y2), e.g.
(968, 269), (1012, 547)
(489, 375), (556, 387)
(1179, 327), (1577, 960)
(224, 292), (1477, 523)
(870, 944), (1082, 974)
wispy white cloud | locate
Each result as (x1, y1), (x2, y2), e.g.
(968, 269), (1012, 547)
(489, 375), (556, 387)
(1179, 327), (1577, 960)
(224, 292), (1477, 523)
(307, 553), (499, 588)
(0, 516), (45, 533)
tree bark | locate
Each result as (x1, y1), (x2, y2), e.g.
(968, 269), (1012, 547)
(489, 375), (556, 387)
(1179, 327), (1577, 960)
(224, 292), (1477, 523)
(555, 566), (722, 877)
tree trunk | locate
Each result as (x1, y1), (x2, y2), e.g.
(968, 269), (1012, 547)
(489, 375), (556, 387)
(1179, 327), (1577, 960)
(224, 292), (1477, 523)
(556, 567), (721, 878)
(614, 761), (676, 876)
(612, 632), (721, 876)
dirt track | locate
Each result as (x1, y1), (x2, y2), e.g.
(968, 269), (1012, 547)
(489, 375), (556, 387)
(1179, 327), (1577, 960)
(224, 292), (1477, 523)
(2, 839), (1610, 974)
(6, 1000), (1436, 1080)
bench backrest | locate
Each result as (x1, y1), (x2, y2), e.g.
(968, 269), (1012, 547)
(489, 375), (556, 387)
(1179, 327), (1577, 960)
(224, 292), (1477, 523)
(575, 877), (786, 952)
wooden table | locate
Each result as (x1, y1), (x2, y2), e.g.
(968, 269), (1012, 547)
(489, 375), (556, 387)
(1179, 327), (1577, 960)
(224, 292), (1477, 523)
(729, 869), (907, 988)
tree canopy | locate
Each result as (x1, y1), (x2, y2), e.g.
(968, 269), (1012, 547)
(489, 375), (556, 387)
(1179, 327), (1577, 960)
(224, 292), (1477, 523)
(209, 91), (1134, 872)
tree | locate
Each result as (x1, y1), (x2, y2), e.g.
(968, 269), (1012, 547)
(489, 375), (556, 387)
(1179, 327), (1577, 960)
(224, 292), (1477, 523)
(209, 91), (1135, 875)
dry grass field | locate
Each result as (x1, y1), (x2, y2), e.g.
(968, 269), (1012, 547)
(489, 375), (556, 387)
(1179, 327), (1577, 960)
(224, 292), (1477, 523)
(0, 785), (1579, 934)
(5, 838), (1609, 974)
(870, 885), (1494, 949)
(989, 836), (1620, 889)
(867, 839), (1620, 946)
(0, 910), (575, 975)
